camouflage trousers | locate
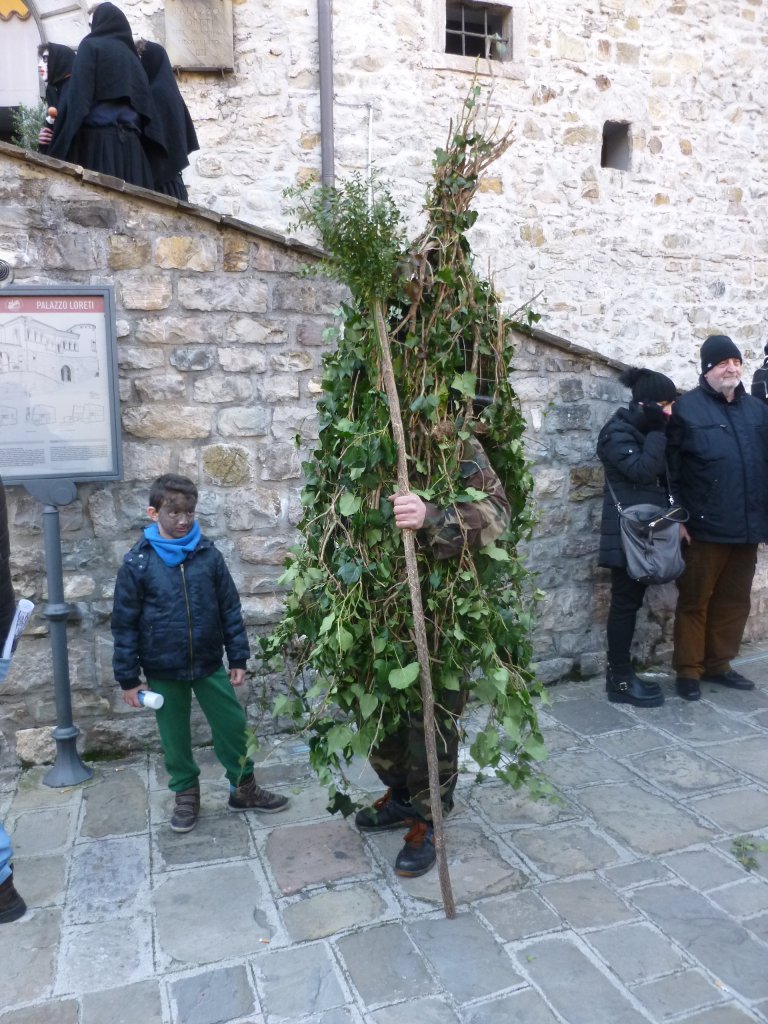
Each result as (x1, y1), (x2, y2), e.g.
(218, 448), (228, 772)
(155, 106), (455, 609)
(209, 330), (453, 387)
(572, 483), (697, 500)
(368, 689), (467, 822)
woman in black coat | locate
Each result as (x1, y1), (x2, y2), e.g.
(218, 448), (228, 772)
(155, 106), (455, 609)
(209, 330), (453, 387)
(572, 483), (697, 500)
(598, 367), (679, 707)
(138, 40), (199, 200)
(48, 3), (165, 188)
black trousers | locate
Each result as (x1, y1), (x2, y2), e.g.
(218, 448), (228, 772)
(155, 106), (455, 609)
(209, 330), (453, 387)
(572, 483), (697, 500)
(607, 567), (648, 674)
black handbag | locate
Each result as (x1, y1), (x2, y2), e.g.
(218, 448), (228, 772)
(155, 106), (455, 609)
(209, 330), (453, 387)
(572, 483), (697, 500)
(606, 478), (689, 585)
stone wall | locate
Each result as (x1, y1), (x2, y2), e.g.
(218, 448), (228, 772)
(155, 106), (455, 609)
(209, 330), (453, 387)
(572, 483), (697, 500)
(14, 0), (768, 374)
(0, 145), (766, 767)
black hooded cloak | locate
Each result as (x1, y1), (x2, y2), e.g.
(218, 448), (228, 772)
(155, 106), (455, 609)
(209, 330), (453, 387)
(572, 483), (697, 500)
(44, 42), (76, 109)
(139, 41), (199, 199)
(48, 3), (165, 188)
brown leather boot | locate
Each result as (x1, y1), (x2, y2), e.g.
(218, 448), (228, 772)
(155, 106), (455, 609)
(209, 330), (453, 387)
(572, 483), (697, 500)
(0, 871), (27, 923)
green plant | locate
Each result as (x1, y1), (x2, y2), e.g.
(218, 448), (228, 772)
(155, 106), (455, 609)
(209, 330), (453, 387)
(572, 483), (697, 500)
(732, 835), (768, 872)
(262, 85), (545, 814)
(11, 102), (47, 151)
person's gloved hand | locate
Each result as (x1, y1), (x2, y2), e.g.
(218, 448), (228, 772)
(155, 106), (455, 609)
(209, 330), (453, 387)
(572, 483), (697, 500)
(641, 402), (667, 431)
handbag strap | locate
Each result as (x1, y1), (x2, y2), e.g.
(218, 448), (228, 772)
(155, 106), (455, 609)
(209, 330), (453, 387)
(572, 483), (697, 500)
(604, 465), (685, 519)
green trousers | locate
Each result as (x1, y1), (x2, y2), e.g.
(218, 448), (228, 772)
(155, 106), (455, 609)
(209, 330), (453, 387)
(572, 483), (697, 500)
(148, 667), (253, 792)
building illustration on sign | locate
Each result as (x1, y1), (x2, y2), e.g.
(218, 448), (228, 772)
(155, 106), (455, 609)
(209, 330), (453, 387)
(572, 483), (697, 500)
(0, 316), (100, 385)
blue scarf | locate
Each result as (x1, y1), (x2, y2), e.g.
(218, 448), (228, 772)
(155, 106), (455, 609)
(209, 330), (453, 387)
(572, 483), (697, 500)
(144, 521), (201, 566)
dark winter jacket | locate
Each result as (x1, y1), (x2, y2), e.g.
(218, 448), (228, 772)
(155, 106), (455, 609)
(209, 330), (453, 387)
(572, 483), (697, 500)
(666, 378), (768, 544)
(111, 534), (249, 689)
(597, 404), (673, 568)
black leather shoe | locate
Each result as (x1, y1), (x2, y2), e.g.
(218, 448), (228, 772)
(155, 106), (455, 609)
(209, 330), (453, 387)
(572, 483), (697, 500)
(355, 789), (413, 832)
(676, 677), (701, 701)
(700, 669), (755, 691)
(0, 872), (26, 924)
(394, 820), (436, 877)
(606, 668), (664, 708)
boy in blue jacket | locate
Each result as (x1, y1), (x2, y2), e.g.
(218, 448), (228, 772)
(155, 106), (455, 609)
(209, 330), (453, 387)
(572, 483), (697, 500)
(112, 474), (288, 832)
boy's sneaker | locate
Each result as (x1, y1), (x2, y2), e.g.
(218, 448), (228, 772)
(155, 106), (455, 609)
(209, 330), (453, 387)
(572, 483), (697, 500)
(355, 789), (413, 832)
(394, 820), (436, 878)
(170, 785), (201, 833)
(0, 871), (26, 924)
(228, 776), (289, 813)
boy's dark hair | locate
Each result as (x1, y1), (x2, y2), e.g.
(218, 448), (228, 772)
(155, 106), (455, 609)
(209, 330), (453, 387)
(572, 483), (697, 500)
(149, 474), (198, 510)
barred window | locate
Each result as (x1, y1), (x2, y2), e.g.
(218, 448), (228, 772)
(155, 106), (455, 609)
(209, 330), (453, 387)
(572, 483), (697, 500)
(445, 2), (513, 61)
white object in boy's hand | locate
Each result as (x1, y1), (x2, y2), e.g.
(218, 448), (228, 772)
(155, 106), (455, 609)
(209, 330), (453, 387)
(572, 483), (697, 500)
(137, 690), (164, 710)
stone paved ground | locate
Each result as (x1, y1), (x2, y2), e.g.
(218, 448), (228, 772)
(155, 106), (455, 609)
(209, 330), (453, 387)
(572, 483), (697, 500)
(2, 650), (768, 1024)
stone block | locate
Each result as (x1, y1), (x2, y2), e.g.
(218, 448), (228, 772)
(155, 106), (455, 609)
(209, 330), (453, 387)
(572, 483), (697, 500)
(217, 406), (271, 437)
(217, 347), (267, 372)
(155, 236), (218, 271)
(117, 346), (165, 371)
(193, 375), (252, 402)
(134, 374), (186, 402)
(201, 444), (252, 485)
(108, 235), (151, 270)
(82, 981), (163, 1024)
(170, 347), (215, 371)
(14, 727), (56, 765)
(171, 966), (255, 1024)
(270, 350), (314, 372)
(282, 885), (386, 942)
(178, 277), (268, 312)
(222, 234), (249, 271)
(119, 275), (172, 310)
(122, 405), (213, 439)
(134, 317), (213, 346)
(254, 945), (345, 1020)
(336, 924), (436, 1006)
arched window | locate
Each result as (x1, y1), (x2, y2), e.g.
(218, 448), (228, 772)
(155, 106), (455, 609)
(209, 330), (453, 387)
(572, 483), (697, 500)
(61, 365), (71, 382)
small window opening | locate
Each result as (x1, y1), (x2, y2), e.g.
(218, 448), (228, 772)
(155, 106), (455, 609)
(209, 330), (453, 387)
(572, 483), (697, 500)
(446, 2), (512, 61)
(601, 121), (631, 171)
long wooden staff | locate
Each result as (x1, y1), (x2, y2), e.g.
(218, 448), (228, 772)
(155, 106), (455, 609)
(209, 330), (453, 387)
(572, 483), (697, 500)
(372, 299), (456, 919)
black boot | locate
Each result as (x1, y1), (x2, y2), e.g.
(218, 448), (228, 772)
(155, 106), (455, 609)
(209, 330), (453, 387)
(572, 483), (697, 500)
(394, 820), (436, 878)
(606, 667), (664, 708)
(355, 789), (413, 832)
(0, 871), (27, 924)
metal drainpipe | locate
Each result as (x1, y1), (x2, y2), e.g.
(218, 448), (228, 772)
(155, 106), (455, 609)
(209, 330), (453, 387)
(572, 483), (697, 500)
(317, 0), (335, 189)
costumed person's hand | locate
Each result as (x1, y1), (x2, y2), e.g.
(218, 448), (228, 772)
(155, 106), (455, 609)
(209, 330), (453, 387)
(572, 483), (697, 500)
(229, 668), (245, 687)
(680, 524), (691, 544)
(390, 493), (427, 531)
(38, 126), (53, 147)
(122, 685), (146, 708)
(641, 402), (668, 431)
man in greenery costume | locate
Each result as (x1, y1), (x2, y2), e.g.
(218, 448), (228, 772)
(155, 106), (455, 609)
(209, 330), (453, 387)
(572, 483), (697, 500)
(357, 433), (512, 876)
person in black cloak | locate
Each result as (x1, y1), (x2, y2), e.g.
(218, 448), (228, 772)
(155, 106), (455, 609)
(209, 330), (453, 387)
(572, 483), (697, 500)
(137, 40), (199, 201)
(48, 2), (165, 189)
(37, 42), (76, 152)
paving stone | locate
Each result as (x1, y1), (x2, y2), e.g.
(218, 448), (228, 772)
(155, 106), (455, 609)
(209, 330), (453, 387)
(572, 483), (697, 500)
(408, 913), (521, 1002)
(539, 878), (634, 929)
(708, 878), (768, 917)
(536, 722), (581, 752)
(477, 889), (562, 941)
(282, 884), (387, 941)
(0, 1000), (79, 1024)
(513, 823), (626, 877)
(586, 922), (684, 983)
(154, 863), (274, 965)
(300, 1010), (357, 1024)
(67, 836), (149, 923)
(81, 980), (163, 1024)
(368, 997), (461, 1024)
(0, 907), (60, 1006)
(651, 702), (762, 745)
(254, 944), (346, 1020)
(376, 821), (528, 903)
(545, 749), (635, 788)
(701, 684), (768, 712)
(12, 807), (73, 855)
(80, 768), (148, 837)
(683, 1004), (764, 1023)
(602, 860), (670, 889)
(56, 915), (152, 995)
(592, 726), (673, 758)
(250, 781), (336, 826)
(336, 923), (437, 1006)
(630, 883), (768, 1000)
(154, 810), (252, 868)
(746, 912), (768, 943)
(462, 987), (560, 1023)
(628, 747), (741, 795)
(632, 969), (727, 1019)
(12, 853), (66, 908)
(517, 935), (649, 1024)
(576, 783), (716, 854)
(691, 789), (768, 833)
(266, 819), (371, 895)
(171, 965), (255, 1024)
(707, 737), (768, 787)
(473, 784), (577, 826)
(663, 849), (747, 891)
(544, 698), (633, 736)
(11, 770), (83, 812)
